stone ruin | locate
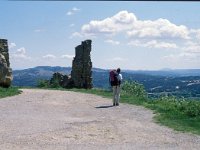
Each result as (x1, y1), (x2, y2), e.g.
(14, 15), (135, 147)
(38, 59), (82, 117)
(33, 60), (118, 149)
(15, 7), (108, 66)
(0, 39), (12, 88)
(50, 40), (93, 89)
(71, 40), (92, 88)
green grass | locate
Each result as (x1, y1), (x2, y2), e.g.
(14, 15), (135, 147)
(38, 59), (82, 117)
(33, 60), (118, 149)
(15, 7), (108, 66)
(65, 88), (200, 135)
(0, 87), (22, 99)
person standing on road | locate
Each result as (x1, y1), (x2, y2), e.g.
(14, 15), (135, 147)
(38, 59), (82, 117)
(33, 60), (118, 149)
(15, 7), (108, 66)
(109, 68), (123, 106)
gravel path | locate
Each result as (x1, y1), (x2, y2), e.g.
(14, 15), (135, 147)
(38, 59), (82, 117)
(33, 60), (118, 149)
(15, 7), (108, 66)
(0, 89), (200, 150)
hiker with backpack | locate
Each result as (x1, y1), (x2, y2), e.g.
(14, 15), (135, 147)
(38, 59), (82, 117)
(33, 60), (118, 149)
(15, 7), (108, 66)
(109, 68), (123, 106)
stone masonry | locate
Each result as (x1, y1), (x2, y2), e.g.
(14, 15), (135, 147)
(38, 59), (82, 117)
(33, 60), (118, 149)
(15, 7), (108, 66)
(71, 40), (93, 89)
(0, 39), (12, 87)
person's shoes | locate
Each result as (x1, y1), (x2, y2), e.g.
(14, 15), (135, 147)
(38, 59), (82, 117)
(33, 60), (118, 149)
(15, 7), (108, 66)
(113, 103), (116, 106)
(116, 103), (119, 106)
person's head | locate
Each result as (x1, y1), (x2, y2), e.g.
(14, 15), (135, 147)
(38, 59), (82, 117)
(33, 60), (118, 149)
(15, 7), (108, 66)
(117, 68), (121, 73)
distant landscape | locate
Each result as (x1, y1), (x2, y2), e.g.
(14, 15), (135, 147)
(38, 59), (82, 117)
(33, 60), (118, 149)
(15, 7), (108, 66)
(13, 66), (200, 99)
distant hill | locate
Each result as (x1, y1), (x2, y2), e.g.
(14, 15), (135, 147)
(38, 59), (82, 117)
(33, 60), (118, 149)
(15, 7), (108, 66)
(13, 66), (71, 87)
(12, 66), (200, 98)
(124, 69), (200, 77)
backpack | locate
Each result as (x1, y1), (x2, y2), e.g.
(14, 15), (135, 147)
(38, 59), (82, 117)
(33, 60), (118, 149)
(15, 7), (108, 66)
(109, 70), (119, 86)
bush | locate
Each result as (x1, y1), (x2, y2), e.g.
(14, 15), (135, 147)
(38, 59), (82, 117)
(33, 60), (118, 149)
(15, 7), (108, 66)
(37, 78), (62, 89)
(50, 78), (61, 88)
(156, 96), (200, 117)
(121, 81), (147, 99)
(183, 100), (200, 117)
(37, 79), (50, 88)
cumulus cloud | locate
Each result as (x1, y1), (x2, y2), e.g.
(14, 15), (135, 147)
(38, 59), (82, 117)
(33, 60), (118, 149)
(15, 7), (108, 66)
(42, 54), (56, 59)
(105, 39), (120, 45)
(81, 11), (136, 36)
(11, 47), (31, 60)
(75, 10), (190, 40)
(127, 18), (189, 39)
(61, 54), (74, 59)
(66, 7), (80, 16)
(9, 43), (16, 49)
(128, 40), (178, 49)
(190, 29), (200, 41)
(182, 41), (200, 53)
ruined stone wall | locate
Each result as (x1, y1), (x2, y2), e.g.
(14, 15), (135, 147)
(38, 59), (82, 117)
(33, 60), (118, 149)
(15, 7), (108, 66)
(49, 40), (93, 89)
(0, 39), (12, 87)
(71, 40), (92, 89)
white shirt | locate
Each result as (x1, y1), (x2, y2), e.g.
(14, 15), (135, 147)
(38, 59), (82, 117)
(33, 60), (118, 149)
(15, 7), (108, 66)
(118, 73), (123, 81)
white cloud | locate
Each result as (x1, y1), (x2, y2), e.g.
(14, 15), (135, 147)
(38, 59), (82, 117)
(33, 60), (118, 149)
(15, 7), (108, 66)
(163, 52), (198, 62)
(162, 40), (200, 63)
(107, 57), (127, 62)
(66, 7), (80, 16)
(78, 10), (190, 40)
(70, 31), (96, 39)
(42, 54), (56, 59)
(105, 39), (120, 45)
(127, 18), (190, 39)
(9, 43), (16, 49)
(67, 11), (73, 16)
(72, 7), (80, 11)
(16, 47), (26, 54)
(61, 54), (74, 59)
(182, 41), (200, 53)
(11, 47), (31, 60)
(128, 40), (178, 49)
(190, 29), (200, 41)
(81, 11), (136, 35)
(34, 29), (45, 32)
(145, 40), (178, 49)
(70, 32), (83, 39)
(69, 24), (75, 27)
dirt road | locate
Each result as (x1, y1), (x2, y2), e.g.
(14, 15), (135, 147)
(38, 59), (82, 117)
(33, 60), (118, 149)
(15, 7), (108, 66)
(0, 89), (200, 150)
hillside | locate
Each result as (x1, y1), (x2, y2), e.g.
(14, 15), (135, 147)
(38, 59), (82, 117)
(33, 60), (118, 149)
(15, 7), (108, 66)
(12, 66), (200, 98)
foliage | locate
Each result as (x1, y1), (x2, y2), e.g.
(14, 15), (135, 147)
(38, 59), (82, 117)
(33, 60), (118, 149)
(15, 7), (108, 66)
(121, 80), (147, 99)
(50, 78), (61, 88)
(37, 78), (62, 88)
(153, 96), (200, 117)
(37, 79), (50, 88)
(0, 87), (21, 98)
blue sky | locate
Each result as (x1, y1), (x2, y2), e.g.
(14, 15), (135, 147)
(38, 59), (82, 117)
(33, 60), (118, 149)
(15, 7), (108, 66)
(1, 1), (200, 70)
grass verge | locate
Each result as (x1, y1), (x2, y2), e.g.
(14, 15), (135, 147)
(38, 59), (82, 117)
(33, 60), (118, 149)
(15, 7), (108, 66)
(0, 87), (22, 99)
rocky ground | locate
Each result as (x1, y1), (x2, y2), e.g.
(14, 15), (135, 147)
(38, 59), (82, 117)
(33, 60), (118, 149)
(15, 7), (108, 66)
(0, 89), (200, 150)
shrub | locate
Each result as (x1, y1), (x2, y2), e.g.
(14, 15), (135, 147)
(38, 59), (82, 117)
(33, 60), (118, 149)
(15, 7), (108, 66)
(183, 100), (200, 117)
(37, 79), (50, 88)
(156, 96), (200, 117)
(121, 81), (147, 99)
(50, 78), (62, 88)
